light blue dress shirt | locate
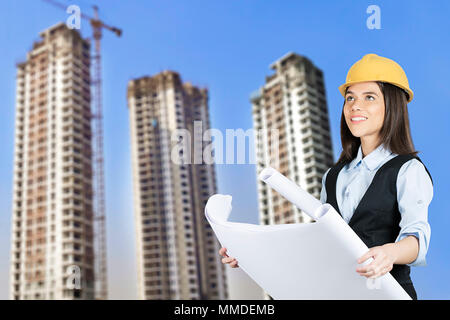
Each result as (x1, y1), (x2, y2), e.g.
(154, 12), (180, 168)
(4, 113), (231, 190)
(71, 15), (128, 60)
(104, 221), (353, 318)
(320, 143), (433, 267)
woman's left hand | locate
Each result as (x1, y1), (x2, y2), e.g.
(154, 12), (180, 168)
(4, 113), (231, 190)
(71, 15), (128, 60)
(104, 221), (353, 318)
(356, 243), (398, 278)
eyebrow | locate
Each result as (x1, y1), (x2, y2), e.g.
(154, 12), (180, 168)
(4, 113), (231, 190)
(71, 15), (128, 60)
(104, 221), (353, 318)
(346, 90), (379, 97)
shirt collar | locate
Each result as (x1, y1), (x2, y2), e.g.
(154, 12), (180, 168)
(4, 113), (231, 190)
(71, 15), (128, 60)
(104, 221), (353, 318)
(346, 143), (393, 171)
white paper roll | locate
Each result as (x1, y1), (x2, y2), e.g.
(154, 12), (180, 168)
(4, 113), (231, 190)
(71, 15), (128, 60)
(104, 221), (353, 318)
(259, 167), (323, 220)
(204, 196), (411, 299)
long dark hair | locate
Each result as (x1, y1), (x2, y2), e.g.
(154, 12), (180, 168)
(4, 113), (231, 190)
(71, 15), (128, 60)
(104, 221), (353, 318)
(336, 81), (418, 165)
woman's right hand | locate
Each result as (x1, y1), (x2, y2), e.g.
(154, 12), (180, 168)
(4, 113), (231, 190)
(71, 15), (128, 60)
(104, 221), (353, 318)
(219, 247), (239, 268)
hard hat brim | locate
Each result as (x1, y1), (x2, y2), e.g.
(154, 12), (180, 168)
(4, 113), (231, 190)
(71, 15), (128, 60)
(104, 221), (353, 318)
(338, 80), (413, 103)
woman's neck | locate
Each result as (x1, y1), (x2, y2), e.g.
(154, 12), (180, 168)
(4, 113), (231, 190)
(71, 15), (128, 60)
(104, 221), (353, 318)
(360, 135), (381, 158)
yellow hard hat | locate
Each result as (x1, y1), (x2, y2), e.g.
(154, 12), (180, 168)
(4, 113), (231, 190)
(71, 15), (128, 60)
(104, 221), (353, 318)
(338, 53), (414, 102)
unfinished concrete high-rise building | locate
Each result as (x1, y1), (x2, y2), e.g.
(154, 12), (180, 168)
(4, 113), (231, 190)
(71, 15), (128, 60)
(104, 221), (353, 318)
(10, 23), (95, 299)
(127, 71), (228, 300)
(251, 52), (334, 226)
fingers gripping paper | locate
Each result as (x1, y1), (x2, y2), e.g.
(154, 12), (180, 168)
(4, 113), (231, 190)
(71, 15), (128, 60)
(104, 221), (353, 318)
(205, 167), (411, 300)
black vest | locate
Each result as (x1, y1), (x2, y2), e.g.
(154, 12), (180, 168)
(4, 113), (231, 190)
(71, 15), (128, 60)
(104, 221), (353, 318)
(325, 154), (433, 296)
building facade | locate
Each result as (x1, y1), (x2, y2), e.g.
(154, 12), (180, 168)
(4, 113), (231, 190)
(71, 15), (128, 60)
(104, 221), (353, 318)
(10, 23), (95, 300)
(251, 52), (334, 227)
(127, 71), (227, 300)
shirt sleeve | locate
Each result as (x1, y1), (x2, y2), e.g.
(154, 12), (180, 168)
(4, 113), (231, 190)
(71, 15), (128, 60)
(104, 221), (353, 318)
(395, 158), (433, 267)
(320, 168), (331, 204)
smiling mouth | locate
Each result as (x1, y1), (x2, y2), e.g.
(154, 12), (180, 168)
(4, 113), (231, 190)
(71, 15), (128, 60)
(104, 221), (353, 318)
(351, 116), (368, 123)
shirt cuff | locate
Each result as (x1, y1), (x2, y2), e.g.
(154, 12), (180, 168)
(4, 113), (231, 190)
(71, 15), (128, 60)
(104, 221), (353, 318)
(396, 231), (427, 267)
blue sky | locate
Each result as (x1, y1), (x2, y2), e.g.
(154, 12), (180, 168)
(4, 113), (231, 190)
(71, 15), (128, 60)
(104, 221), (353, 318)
(0, 0), (449, 299)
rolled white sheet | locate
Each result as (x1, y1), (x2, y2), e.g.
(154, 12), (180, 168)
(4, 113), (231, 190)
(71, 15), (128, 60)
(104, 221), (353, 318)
(205, 195), (411, 299)
(259, 167), (323, 220)
(204, 167), (413, 299)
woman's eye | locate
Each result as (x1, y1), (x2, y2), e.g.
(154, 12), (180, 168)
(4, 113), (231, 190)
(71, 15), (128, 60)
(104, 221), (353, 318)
(346, 96), (354, 102)
(366, 95), (375, 101)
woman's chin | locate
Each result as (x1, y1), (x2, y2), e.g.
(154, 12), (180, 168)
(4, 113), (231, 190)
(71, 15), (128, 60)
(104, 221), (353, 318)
(349, 131), (364, 138)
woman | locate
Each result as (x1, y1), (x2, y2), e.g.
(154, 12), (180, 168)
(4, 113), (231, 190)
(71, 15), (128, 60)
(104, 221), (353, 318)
(219, 53), (433, 300)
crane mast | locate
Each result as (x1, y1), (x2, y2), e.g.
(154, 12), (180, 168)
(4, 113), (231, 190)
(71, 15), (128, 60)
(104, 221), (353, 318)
(91, 5), (107, 300)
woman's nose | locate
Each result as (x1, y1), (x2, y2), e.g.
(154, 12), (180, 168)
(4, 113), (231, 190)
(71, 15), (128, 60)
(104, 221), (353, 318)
(351, 104), (361, 112)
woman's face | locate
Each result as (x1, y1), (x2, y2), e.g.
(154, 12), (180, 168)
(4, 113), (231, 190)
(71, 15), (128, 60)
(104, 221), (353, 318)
(343, 81), (385, 141)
